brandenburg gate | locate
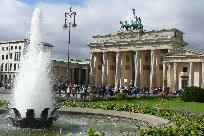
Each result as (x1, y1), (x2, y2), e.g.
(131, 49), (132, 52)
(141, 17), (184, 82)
(87, 11), (186, 91)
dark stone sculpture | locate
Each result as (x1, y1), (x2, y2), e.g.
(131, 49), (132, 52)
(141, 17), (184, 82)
(7, 107), (59, 129)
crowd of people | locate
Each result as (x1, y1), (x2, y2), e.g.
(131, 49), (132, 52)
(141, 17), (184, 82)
(53, 82), (170, 98)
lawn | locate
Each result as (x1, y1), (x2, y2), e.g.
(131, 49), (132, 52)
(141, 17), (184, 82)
(90, 97), (204, 114)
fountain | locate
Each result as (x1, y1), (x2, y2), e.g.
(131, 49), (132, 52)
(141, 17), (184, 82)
(0, 8), (153, 135)
(7, 8), (59, 128)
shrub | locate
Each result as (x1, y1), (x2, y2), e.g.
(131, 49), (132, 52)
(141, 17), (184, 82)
(0, 100), (9, 106)
(181, 86), (204, 103)
(117, 93), (127, 99)
(87, 93), (101, 101)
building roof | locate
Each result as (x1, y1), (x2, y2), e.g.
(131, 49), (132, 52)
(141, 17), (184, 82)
(163, 47), (204, 57)
(0, 39), (53, 47)
(51, 58), (90, 64)
(0, 39), (28, 44)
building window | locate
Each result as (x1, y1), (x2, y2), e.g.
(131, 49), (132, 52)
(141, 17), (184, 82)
(15, 46), (17, 49)
(19, 46), (21, 50)
(5, 75), (7, 83)
(182, 80), (188, 88)
(159, 64), (163, 70)
(10, 53), (12, 59)
(5, 63), (8, 71)
(11, 46), (13, 50)
(110, 65), (116, 70)
(6, 55), (8, 60)
(0, 75), (3, 81)
(2, 55), (4, 60)
(10, 63), (12, 71)
(1, 63), (3, 71)
(125, 65), (130, 70)
(183, 67), (188, 72)
(13, 75), (15, 81)
(2, 47), (4, 51)
(19, 53), (21, 61)
(14, 52), (21, 61)
(9, 75), (11, 81)
(143, 64), (150, 71)
(6, 47), (8, 50)
(14, 63), (17, 71)
(14, 53), (16, 61)
(98, 65), (102, 70)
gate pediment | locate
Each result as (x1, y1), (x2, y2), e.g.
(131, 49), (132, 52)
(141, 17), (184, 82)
(163, 47), (204, 57)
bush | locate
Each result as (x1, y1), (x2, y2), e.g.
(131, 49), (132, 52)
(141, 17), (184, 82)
(87, 93), (102, 101)
(117, 93), (127, 99)
(0, 100), (9, 106)
(181, 86), (204, 103)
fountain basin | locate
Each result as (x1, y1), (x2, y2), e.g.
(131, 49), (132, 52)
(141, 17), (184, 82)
(0, 107), (170, 135)
(57, 107), (170, 126)
(0, 112), (147, 135)
(7, 107), (59, 129)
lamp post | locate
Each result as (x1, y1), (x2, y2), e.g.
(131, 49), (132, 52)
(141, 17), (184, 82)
(63, 7), (77, 85)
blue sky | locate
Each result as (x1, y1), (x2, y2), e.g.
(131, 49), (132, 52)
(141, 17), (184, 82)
(19, 0), (85, 5)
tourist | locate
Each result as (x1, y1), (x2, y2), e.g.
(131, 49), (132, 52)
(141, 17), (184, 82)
(65, 86), (70, 98)
(71, 86), (76, 97)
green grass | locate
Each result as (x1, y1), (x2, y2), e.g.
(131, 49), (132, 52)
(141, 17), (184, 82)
(91, 97), (204, 114)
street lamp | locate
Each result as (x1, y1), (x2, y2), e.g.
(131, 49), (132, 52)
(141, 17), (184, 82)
(63, 7), (77, 85)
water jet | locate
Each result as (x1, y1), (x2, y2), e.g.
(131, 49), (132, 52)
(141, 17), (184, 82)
(7, 8), (59, 129)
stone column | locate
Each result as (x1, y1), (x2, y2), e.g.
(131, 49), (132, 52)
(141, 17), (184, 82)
(89, 53), (95, 85)
(115, 52), (122, 87)
(78, 68), (81, 85)
(150, 50), (156, 91)
(163, 62), (167, 91)
(134, 51), (140, 87)
(85, 68), (89, 85)
(102, 52), (108, 86)
(202, 62), (204, 88)
(173, 62), (178, 92)
(189, 62), (194, 87)
(167, 63), (171, 89)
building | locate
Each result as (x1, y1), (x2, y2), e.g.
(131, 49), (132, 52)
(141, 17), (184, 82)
(0, 39), (90, 87)
(87, 28), (204, 92)
(51, 58), (90, 85)
(162, 47), (204, 92)
(0, 39), (53, 86)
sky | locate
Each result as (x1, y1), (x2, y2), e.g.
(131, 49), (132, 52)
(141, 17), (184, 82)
(0, 0), (204, 60)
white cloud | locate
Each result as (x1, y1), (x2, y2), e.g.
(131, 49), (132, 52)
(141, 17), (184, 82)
(1, 0), (204, 60)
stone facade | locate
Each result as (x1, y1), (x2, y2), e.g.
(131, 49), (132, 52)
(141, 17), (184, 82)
(0, 39), (53, 86)
(51, 58), (90, 85)
(162, 47), (204, 92)
(0, 39), (29, 86)
(87, 28), (204, 92)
